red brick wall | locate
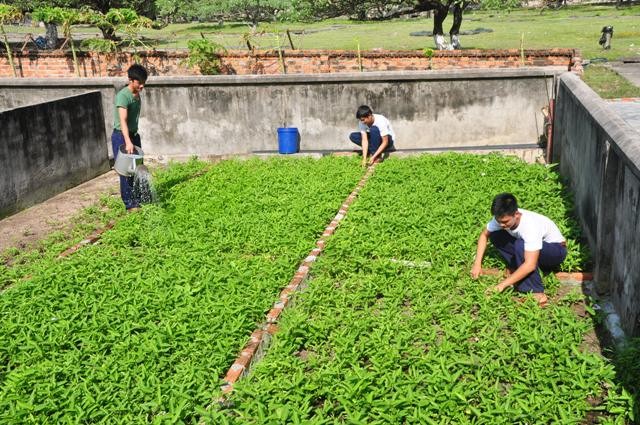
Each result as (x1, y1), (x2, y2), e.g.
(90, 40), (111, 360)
(0, 48), (580, 78)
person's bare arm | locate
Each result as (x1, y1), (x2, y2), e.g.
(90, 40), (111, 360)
(369, 135), (389, 164)
(471, 228), (490, 279)
(492, 249), (539, 292)
(118, 108), (134, 154)
(361, 131), (369, 166)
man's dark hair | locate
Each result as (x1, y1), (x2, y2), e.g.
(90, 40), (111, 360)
(128, 64), (148, 83)
(491, 193), (518, 218)
(356, 105), (373, 119)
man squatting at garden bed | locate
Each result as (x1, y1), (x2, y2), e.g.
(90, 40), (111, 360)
(349, 105), (396, 167)
(470, 193), (567, 307)
(112, 64), (148, 212)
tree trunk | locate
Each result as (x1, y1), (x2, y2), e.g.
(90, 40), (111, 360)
(433, 5), (449, 50)
(45, 23), (58, 49)
(449, 2), (466, 49)
(99, 25), (117, 41)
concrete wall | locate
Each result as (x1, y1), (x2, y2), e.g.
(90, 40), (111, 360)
(0, 68), (558, 159)
(0, 80), (119, 156)
(553, 72), (640, 337)
(0, 92), (109, 218)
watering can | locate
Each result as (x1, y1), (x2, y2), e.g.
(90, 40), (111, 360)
(114, 145), (144, 177)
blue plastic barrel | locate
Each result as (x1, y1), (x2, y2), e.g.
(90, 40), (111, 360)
(277, 127), (300, 154)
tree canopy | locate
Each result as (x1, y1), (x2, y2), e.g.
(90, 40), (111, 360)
(9, 0), (526, 22)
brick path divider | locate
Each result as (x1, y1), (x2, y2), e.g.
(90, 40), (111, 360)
(216, 163), (378, 402)
(57, 221), (115, 258)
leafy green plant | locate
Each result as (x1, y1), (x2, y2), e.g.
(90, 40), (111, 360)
(0, 4), (21, 77)
(614, 338), (640, 421)
(88, 8), (154, 57)
(80, 37), (117, 53)
(423, 47), (434, 70)
(204, 154), (629, 424)
(0, 157), (362, 423)
(184, 38), (226, 75)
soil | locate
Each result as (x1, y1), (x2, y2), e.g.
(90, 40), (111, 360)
(0, 171), (120, 255)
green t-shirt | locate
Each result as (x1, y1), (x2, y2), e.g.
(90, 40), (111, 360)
(113, 86), (141, 133)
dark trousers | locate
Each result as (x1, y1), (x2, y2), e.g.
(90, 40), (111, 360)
(349, 126), (394, 154)
(489, 230), (567, 293)
(111, 130), (141, 210)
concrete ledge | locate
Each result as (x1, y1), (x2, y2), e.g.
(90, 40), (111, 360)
(0, 67), (565, 87)
(558, 72), (640, 179)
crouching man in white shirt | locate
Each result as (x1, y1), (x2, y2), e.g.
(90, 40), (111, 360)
(470, 193), (567, 307)
(349, 105), (396, 167)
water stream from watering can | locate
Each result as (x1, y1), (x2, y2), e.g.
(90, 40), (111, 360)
(133, 165), (157, 204)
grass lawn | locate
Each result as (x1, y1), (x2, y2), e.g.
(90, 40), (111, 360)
(583, 64), (640, 98)
(131, 4), (640, 61)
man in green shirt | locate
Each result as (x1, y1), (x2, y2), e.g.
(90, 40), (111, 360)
(111, 64), (148, 211)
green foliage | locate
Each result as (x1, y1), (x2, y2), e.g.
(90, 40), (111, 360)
(218, 0), (292, 25)
(0, 157), (362, 423)
(0, 155), (633, 423)
(87, 7), (153, 49)
(31, 6), (86, 28)
(0, 4), (23, 76)
(0, 3), (21, 22)
(205, 154), (630, 424)
(478, 0), (522, 11)
(3, 0), (75, 12)
(614, 338), (640, 421)
(290, 0), (411, 21)
(185, 38), (226, 74)
(155, 0), (188, 21)
(81, 36), (117, 52)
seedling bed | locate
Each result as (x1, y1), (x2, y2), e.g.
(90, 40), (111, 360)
(0, 157), (362, 423)
(206, 154), (633, 424)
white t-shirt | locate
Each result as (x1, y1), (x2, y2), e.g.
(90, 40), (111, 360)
(487, 208), (565, 251)
(358, 114), (396, 140)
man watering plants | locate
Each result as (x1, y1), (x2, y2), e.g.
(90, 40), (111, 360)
(112, 64), (148, 212)
(470, 193), (567, 307)
(349, 105), (396, 167)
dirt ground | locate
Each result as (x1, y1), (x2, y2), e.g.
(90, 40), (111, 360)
(0, 171), (120, 254)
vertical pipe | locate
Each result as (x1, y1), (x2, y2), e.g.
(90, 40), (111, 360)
(546, 98), (555, 163)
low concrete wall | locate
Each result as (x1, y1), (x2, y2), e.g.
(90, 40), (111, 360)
(0, 68), (558, 158)
(553, 73), (640, 337)
(0, 92), (109, 218)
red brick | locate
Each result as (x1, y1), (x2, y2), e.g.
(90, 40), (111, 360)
(289, 276), (304, 287)
(279, 288), (295, 302)
(266, 307), (282, 323)
(555, 271), (593, 282)
(266, 324), (279, 334)
(223, 363), (245, 383)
